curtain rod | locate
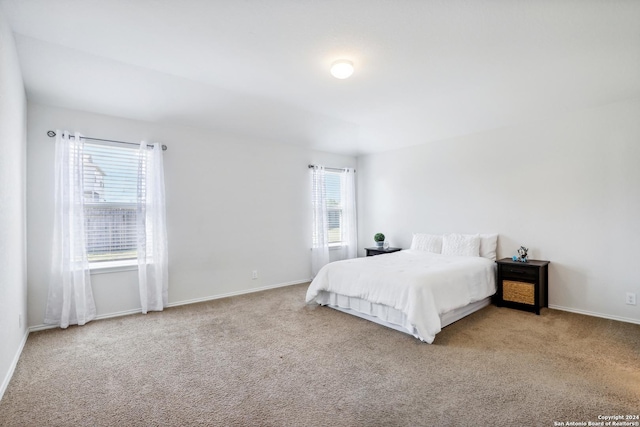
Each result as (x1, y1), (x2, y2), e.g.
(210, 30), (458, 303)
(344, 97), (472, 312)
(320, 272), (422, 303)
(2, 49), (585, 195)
(308, 164), (355, 173)
(46, 130), (167, 151)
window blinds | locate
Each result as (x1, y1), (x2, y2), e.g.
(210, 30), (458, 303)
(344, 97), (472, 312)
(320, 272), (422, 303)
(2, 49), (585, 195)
(83, 142), (145, 262)
(324, 171), (343, 245)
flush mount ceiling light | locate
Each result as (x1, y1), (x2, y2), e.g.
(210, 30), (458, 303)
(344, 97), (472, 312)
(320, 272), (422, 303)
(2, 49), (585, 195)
(330, 60), (354, 79)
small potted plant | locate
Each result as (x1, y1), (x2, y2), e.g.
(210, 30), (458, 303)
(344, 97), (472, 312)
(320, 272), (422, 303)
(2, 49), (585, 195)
(374, 233), (385, 248)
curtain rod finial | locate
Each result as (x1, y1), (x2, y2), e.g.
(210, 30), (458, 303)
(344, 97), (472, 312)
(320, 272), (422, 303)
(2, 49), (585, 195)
(47, 130), (56, 137)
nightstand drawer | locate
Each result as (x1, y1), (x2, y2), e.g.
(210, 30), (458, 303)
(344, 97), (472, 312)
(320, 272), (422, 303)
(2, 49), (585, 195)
(503, 280), (535, 305)
(500, 266), (538, 281)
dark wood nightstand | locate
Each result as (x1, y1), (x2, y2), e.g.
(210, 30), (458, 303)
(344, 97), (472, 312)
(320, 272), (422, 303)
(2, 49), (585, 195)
(365, 247), (402, 257)
(495, 258), (550, 315)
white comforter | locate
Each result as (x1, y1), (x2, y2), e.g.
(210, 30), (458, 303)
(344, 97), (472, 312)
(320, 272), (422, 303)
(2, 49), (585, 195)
(305, 250), (496, 343)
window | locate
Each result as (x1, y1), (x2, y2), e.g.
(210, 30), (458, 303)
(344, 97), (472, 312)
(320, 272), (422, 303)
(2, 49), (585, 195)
(82, 142), (143, 264)
(325, 171), (343, 246)
(310, 165), (356, 276)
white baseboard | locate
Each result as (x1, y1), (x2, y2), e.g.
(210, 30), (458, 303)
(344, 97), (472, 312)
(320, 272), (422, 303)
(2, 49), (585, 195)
(29, 279), (311, 332)
(0, 329), (29, 402)
(29, 307), (145, 332)
(29, 308), (142, 332)
(166, 278), (310, 308)
(548, 304), (640, 325)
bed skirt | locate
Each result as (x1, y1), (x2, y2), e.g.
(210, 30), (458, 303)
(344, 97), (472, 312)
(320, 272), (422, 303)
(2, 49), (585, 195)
(314, 291), (491, 342)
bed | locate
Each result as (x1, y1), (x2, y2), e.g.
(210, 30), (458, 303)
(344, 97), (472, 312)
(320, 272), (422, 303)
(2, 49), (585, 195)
(305, 233), (498, 343)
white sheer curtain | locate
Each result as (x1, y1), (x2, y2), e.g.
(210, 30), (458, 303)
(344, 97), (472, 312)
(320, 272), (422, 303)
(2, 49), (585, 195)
(137, 142), (168, 313)
(341, 168), (357, 259)
(45, 130), (97, 328)
(310, 165), (330, 276)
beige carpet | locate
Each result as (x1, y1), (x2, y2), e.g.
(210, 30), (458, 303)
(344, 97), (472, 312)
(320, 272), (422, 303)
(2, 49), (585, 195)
(1, 283), (638, 426)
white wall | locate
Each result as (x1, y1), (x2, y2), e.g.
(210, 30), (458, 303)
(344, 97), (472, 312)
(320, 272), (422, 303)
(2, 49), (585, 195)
(357, 99), (640, 324)
(27, 103), (356, 327)
(0, 9), (28, 399)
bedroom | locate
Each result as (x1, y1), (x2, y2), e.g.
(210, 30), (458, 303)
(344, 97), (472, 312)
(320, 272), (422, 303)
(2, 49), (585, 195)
(0, 1), (638, 425)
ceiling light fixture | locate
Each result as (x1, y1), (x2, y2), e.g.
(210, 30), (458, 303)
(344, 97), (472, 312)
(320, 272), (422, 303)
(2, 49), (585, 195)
(330, 60), (354, 79)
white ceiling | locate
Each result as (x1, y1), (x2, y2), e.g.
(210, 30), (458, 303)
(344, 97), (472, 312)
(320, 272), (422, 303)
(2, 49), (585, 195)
(2, 0), (639, 156)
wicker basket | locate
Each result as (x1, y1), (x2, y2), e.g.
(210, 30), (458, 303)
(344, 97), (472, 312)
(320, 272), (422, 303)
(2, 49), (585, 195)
(503, 280), (535, 305)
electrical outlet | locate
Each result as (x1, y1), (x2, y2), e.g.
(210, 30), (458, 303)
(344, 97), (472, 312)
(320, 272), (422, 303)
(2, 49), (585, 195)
(626, 292), (636, 305)
(252, 270), (258, 280)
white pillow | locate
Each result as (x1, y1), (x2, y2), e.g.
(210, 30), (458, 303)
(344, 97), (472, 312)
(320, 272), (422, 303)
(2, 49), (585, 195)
(441, 233), (480, 257)
(410, 233), (443, 254)
(479, 234), (498, 261)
